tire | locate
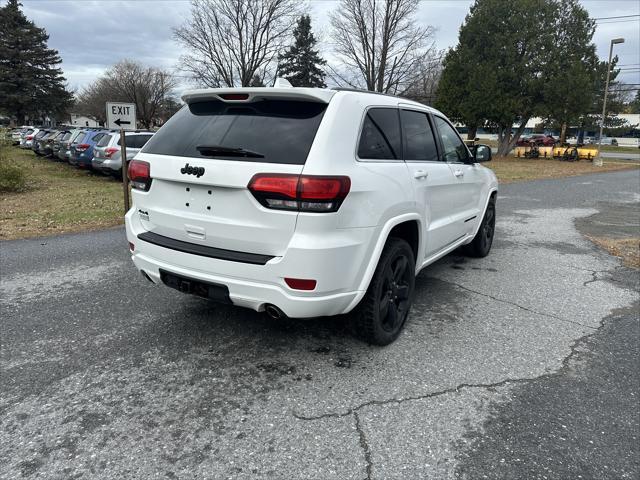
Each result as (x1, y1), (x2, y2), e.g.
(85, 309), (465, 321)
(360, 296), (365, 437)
(353, 237), (416, 346)
(465, 198), (496, 258)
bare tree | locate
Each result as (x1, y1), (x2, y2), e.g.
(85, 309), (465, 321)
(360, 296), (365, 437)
(329, 0), (434, 94)
(76, 60), (177, 128)
(400, 49), (444, 104)
(174, 0), (300, 87)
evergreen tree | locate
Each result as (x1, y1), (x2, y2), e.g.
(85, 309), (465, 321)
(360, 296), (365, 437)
(0, 0), (73, 124)
(278, 15), (326, 88)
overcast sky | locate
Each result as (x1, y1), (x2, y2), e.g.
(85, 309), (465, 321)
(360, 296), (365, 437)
(17, 0), (640, 95)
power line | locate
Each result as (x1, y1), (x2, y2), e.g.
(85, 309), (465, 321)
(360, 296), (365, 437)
(596, 19), (640, 24)
(593, 14), (640, 20)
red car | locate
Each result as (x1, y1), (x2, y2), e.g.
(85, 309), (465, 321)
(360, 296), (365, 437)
(516, 134), (557, 147)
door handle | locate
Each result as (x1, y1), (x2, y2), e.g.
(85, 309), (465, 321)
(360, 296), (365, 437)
(453, 169), (464, 178)
(413, 170), (428, 179)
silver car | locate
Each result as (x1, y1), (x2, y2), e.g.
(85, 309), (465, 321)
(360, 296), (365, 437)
(92, 131), (154, 177)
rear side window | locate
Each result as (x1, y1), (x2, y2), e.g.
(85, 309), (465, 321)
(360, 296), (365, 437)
(357, 108), (401, 160)
(125, 134), (153, 148)
(143, 100), (327, 164)
(400, 110), (439, 161)
(96, 134), (112, 147)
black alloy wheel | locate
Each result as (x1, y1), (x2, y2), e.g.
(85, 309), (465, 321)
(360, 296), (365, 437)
(354, 237), (416, 345)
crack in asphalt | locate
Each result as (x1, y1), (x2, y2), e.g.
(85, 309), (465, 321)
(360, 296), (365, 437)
(431, 278), (598, 331)
(583, 270), (600, 287)
(292, 297), (621, 424)
(353, 412), (372, 480)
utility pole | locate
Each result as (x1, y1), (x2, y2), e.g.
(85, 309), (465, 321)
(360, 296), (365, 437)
(595, 37), (624, 167)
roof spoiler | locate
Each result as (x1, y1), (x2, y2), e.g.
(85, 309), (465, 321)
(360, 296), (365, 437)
(181, 78), (335, 104)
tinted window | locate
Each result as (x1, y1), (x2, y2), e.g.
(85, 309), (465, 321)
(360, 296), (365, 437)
(143, 100), (327, 164)
(400, 110), (438, 161)
(435, 116), (469, 162)
(357, 108), (401, 160)
(61, 132), (71, 141)
(125, 134), (153, 149)
(73, 131), (88, 143)
(97, 134), (112, 147)
(90, 132), (105, 143)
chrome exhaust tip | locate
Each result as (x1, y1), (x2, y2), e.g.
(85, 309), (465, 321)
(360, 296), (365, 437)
(265, 304), (284, 320)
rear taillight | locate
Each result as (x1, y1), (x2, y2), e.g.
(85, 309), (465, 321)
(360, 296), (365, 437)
(128, 160), (151, 191)
(75, 143), (89, 152)
(248, 174), (350, 213)
(26, 135), (33, 140)
(105, 147), (119, 158)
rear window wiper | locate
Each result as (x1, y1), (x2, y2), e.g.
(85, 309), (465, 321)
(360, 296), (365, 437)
(196, 145), (264, 158)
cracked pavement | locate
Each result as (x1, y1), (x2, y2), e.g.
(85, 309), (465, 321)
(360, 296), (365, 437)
(1, 170), (639, 479)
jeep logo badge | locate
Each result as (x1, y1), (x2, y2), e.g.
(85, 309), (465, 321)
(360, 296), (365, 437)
(180, 163), (205, 178)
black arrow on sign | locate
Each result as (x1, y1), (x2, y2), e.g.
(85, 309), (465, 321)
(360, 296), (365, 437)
(114, 118), (131, 126)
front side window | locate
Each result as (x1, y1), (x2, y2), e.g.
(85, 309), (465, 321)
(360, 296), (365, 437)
(357, 108), (401, 160)
(400, 110), (439, 161)
(435, 116), (469, 163)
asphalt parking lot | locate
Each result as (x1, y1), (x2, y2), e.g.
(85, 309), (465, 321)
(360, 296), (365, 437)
(1, 170), (639, 479)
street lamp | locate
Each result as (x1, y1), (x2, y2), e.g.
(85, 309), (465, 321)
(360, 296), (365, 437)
(595, 37), (625, 167)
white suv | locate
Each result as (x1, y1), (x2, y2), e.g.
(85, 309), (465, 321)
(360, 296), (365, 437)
(125, 86), (497, 345)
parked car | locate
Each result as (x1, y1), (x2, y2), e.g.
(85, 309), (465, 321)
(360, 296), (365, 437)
(41, 130), (64, 157)
(33, 129), (58, 156)
(57, 128), (86, 161)
(125, 85), (498, 345)
(31, 129), (51, 154)
(11, 126), (32, 145)
(516, 134), (556, 147)
(18, 128), (38, 148)
(50, 129), (73, 160)
(69, 129), (108, 168)
(93, 131), (155, 176)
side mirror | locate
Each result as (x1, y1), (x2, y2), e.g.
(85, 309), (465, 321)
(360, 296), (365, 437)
(472, 144), (492, 163)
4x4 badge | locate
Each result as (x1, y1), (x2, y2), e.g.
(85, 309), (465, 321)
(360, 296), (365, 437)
(181, 163), (205, 178)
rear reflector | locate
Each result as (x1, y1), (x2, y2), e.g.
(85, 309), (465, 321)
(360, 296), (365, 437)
(128, 242), (135, 251)
(284, 278), (317, 291)
(248, 174), (350, 213)
(128, 160), (151, 191)
(219, 93), (249, 101)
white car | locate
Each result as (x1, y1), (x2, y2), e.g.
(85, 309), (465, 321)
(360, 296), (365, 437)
(125, 85), (498, 345)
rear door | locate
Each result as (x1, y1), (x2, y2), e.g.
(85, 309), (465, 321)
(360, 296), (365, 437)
(399, 108), (461, 258)
(134, 98), (328, 257)
(433, 115), (484, 237)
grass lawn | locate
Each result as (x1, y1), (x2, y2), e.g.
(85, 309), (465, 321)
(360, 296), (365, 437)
(1, 147), (125, 240)
(0, 146), (638, 241)
(487, 156), (639, 183)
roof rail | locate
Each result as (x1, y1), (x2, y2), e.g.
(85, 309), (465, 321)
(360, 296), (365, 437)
(331, 87), (418, 103)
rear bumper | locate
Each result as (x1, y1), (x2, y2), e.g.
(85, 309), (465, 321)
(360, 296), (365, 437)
(125, 209), (373, 318)
(92, 158), (121, 173)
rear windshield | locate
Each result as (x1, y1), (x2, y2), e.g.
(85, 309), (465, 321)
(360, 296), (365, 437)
(124, 134), (153, 148)
(143, 99), (327, 164)
(73, 131), (88, 143)
(97, 134), (112, 147)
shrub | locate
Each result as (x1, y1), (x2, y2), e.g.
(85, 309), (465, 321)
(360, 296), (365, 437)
(0, 147), (27, 193)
